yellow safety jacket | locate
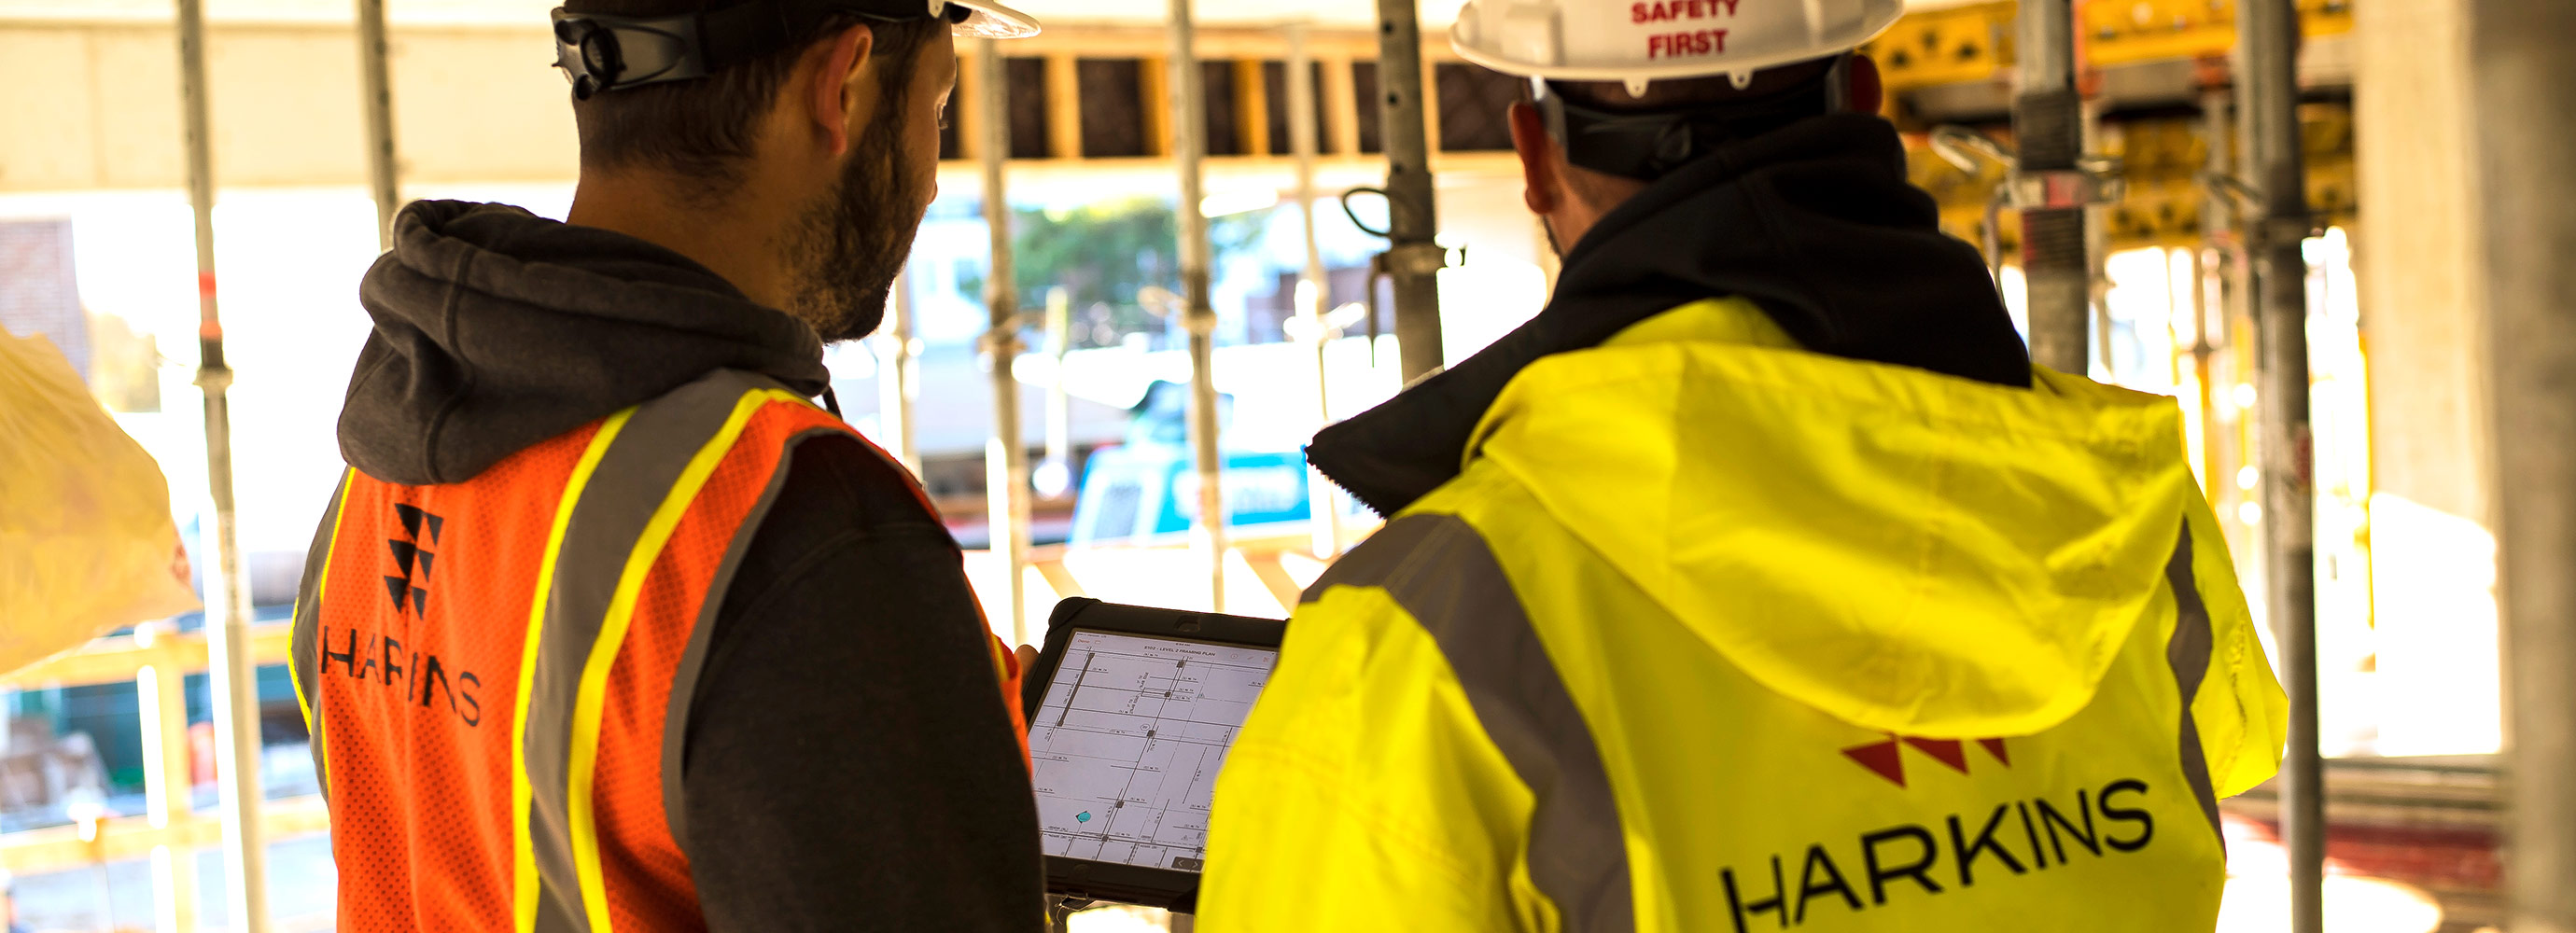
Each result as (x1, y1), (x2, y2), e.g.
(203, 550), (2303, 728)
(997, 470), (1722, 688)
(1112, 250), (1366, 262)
(1201, 298), (2287, 932)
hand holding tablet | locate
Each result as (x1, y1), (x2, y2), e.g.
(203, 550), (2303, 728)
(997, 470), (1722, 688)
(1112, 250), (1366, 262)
(1019, 598), (1288, 914)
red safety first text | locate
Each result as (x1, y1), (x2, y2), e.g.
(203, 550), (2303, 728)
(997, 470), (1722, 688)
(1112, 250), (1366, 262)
(1631, 0), (1740, 22)
(1647, 29), (1729, 59)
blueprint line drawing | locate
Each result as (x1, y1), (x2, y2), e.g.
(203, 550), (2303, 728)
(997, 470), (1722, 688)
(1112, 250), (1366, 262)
(1029, 630), (1278, 870)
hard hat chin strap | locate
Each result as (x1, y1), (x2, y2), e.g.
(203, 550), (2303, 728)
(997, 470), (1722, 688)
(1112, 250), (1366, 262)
(1535, 55), (1847, 182)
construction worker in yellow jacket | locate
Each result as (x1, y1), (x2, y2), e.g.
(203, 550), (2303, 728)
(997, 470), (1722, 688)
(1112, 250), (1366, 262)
(1197, 0), (2288, 929)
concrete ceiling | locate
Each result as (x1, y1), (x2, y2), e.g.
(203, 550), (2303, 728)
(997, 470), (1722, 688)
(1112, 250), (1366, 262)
(0, 0), (1977, 28)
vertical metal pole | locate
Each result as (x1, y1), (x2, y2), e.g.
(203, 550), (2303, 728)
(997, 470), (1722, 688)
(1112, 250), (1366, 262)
(1168, 0), (1226, 610)
(2082, 97), (2112, 379)
(1288, 23), (1345, 559)
(355, 0), (399, 249)
(2012, 0), (2088, 373)
(2192, 87), (2231, 501)
(977, 39), (1031, 644)
(2241, 3), (2320, 932)
(136, 648), (198, 933)
(878, 271), (921, 476)
(1373, 0), (1445, 382)
(175, 1), (272, 929)
(1041, 286), (1072, 498)
(2474, 0), (2576, 927)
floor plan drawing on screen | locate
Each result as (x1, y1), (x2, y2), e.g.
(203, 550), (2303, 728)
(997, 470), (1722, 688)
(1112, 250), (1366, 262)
(1029, 630), (1280, 870)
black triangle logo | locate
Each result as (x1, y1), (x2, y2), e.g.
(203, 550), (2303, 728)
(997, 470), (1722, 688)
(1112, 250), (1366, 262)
(384, 576), (412, 612)
(388, 540), (418, 577)
(415, 550), (436, 581)
(411, 588), (429, 616)
(426, 514), (445, 546)
(394, 504), (425, 540)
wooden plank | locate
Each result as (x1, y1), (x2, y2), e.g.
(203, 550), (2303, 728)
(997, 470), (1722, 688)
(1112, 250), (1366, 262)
(1139, 55), (1171, 158)
(1043, 53), (1083, 159)
(1033, 558), (1087, 601)
(1000, 25), (1392, 62)
(1235, 58), (1270, 157)
(954, 46), (984, 161)
(1420, 54), (1444, 156)
(1322, 56), (1360, 157)
(1238, 551), (1304, 616)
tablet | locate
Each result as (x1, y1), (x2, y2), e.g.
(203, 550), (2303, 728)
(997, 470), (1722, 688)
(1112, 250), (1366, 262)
(1020, 598), (1288, 914)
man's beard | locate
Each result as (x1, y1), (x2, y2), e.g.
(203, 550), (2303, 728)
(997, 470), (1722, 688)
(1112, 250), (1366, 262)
(779, 108), (925, 342)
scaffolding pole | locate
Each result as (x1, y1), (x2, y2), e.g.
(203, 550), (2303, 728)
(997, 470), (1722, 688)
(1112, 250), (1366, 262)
(1041, 286), (1072, 498)
(2239, 3), (2320, 932)
(878, 271), (921, 476)
(2191, 85), (2231, 506)
(2012, 0), (2088, 373)
(1372, 0), (1445, 382)
(175, 0), (273, 930)
(1287, 23), (1345, 560)
(2476, 1), (2576, 927)
(1167, 0), (1226, 610)
(356, 0), (399, 248)
(977, 39), (1031, 643)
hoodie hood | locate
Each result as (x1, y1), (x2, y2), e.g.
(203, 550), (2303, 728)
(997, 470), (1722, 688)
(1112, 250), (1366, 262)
(342, 201), (831, 485)
(1468, 306), (2199, 737)
(1306, 114), (2029, 516)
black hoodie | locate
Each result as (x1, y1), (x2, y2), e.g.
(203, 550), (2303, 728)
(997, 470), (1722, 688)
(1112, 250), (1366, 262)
(1306, 114), (2030, 515)
(340, 201), (1043, 930)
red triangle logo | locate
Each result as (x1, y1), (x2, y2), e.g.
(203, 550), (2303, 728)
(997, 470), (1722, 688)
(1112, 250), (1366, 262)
(1979, 738), (2010, 766)
(1904, 737), (1969, 773)
(1841, 739), (1906, 787)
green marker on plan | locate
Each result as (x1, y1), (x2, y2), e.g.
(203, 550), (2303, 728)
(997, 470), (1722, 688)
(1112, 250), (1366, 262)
(1075, 812), (1091, 823)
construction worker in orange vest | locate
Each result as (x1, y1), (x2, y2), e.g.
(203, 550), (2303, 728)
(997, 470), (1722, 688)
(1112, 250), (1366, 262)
(289, 1), (1044, 929)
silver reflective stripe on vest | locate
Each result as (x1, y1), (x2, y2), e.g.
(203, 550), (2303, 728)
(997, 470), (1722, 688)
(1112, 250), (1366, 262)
(288, 470), (354, 804)
(1303, 513), (1637, 933)
(658, 426), (846, 857)
(522, 369), (786, 933)
(2163, 521), (2225, 842)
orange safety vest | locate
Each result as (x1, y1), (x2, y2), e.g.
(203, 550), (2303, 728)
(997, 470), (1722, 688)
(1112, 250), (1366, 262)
(289, 369), (1027, 932)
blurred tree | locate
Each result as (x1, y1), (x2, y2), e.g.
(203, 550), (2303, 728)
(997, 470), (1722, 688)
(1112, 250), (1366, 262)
(957, 197), (1270, 349)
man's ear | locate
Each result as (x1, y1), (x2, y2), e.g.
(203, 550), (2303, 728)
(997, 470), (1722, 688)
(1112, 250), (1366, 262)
(808, 23), (876, 156)
(1508, 101), (1561, 216)
(1843, 53), (1883, 116)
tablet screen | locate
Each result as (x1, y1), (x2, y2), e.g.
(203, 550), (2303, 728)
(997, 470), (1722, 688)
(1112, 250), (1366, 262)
(1028, 629), (1279, 872)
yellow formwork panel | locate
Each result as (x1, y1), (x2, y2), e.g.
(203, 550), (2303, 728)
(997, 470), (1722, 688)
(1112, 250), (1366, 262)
(1912, 103), (2357, 255)
(1868, 0), (2358, 92)
(2083, 0), (2355, 69)
(1862, 2), (2017, 91)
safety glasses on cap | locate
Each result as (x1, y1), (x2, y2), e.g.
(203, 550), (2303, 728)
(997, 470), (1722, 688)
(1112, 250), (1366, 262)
(553, 0), (1039, 99)
(937, 0), (1041, 38)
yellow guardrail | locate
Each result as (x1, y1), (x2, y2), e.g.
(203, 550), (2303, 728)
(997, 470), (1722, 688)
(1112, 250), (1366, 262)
(0, 620), (313, 931)
(0, 622), (294, 696)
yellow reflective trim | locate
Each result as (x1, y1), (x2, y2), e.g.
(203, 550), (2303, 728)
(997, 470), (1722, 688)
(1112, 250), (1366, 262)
(289, 468), (358, 770)
(566, 389), (796, 933)
(514, 412), (632, 933)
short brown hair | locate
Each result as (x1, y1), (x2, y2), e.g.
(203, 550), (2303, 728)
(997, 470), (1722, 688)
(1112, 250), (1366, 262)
(566, 0), (943, 198)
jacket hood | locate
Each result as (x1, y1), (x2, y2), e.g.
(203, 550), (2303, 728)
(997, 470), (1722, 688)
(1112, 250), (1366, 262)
(1471, 309), (2199, 737)
(342, 200), (831, 485)
(1307, 113), (2029, 516)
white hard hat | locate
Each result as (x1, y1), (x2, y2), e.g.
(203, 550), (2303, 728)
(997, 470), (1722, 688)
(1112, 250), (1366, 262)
(1451, 0), (1903, 84)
